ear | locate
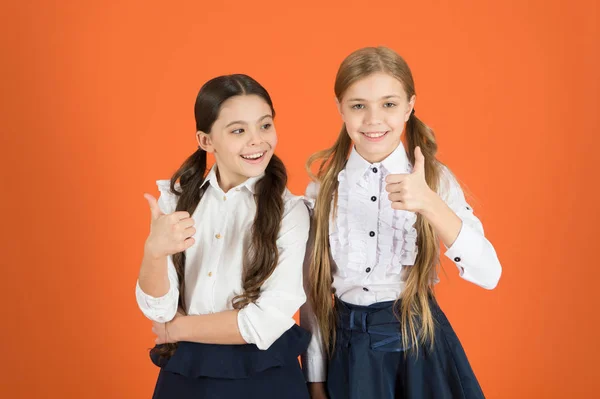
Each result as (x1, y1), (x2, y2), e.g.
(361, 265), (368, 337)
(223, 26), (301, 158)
(196, 131), (214, 153)
(405, 95), (416, 122)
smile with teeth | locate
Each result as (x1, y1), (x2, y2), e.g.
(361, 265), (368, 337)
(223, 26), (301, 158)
(241, 152), (265, 159)
(362, 131), (388, 138)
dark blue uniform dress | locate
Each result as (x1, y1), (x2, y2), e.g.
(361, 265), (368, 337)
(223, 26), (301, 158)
(326, 298), (485, 399)
(151, 325), (311, 399)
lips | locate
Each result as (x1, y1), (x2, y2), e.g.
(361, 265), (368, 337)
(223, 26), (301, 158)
(240, 150), (268, 164)
(360, 130), (390, 142)
(362, 131), (388, 138)
(240, 151), (265, 160)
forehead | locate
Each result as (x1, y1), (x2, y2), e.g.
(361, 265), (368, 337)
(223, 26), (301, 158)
(217, 94), (272, 124)
(344, 72), (407, 100)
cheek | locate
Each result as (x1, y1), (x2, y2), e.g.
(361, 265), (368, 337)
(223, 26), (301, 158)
(269, 131), (278, 149)
(387, 112), (407, 129)
(218, 140), (241, 158)
(343, 113), (362, 132)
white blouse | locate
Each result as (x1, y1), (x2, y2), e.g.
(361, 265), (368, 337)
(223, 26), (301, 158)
(136, 166), (310, 350)
(300, 143), (502, 381)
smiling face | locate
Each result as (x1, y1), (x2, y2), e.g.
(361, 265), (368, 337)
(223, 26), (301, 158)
(197, 94), (277, 191)
(338, 72), (415, 163)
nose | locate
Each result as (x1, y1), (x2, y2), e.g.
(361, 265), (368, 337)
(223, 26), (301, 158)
(364, 107), (382, 125)
(247, 127), (264, 146)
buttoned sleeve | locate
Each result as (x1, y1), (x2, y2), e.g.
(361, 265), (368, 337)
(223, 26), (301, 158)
(135, 180), (180, 322)
(440, 168), (502, 289)
(299, 181), (328, 381)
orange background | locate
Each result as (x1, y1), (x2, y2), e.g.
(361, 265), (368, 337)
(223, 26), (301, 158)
(1, 1), (598, 398)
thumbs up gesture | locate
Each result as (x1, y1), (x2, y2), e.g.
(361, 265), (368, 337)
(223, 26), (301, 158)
(143, 194), (196, 259)
(385, 147), (435, 213)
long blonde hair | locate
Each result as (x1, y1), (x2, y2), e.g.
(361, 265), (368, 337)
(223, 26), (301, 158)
(306, 47), (443, 356)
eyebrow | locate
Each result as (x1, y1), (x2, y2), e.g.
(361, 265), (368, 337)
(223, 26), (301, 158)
(347, 95), (402, 102)
(225, 114), (273, 128)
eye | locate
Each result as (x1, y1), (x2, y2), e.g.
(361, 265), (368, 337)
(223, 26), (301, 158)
(351, 104), (365, 110)
(383, 102), (396, 108)
(231, 128), (244, 134)
(261, 123), (272, 130)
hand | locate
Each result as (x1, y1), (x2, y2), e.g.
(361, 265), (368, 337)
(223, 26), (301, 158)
(152, 311), (185, 345)
(308, 382), (328, 399)
(385, 146), (436, 213)
(143, 193), (196, 259)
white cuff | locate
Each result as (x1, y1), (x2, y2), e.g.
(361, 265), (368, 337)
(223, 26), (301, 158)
(135, 280), (178, 323)
(237, 305), (296, 350)
(301, 355), (327, 382)
(444, 222), (484, 270)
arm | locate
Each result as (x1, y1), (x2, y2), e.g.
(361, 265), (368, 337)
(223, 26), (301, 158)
(136, 253), (180, 323)
(138, 251), (170, 298)
(419, 189), (463, 248)
(136, 182), (194, 323)
(432, 167), (502, 289)
(160, 198), (311, 348)
(386, 147), (502, 289)
(300, 238), (329, 396)
(299, 184), (328, 383)
(299, 291), (328, 383)
(163, 310), (246, 345)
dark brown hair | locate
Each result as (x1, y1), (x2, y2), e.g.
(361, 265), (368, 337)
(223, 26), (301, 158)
(153, 74), (287, 359)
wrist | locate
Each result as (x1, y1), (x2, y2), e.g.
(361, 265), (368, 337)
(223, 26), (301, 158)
(168, 315), (186, 342)
(420, 189), (442, 217)
(144, 239), (165, 261)
(308, 382), (327, 396)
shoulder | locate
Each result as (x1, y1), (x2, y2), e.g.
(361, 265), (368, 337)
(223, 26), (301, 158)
(302, 180), (321, 210)
(280, 188), (311, 232)
(283, 189), (310, 220)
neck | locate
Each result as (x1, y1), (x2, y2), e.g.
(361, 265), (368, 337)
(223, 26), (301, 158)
(355, 141), (402, 164)
(215, 167), (247, 193)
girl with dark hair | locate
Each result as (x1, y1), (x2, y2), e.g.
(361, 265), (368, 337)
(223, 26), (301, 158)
(136, 74), (310, 399)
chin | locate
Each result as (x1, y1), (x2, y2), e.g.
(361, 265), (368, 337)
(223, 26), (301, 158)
(356, 141), (394, 152)
(244, 168), (266, 178)
(239, 154), (272, 175)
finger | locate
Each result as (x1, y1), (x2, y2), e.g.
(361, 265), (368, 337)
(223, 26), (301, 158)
(388, 192), (406, 203)
(385, 182), (404, 193)
(182, 237), (195, 251)
(385, 173), (409, 184)
(177, 217), (195, 229)
(412, 147), (425, 176)
(172, 211), (191, 220)
(144, 194), (163, 220)
(183, 226), (196, 238)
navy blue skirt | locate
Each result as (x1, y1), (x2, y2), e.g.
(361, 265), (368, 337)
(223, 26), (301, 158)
(327, 299), (485, 399)
(150, 325), (311, 399)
